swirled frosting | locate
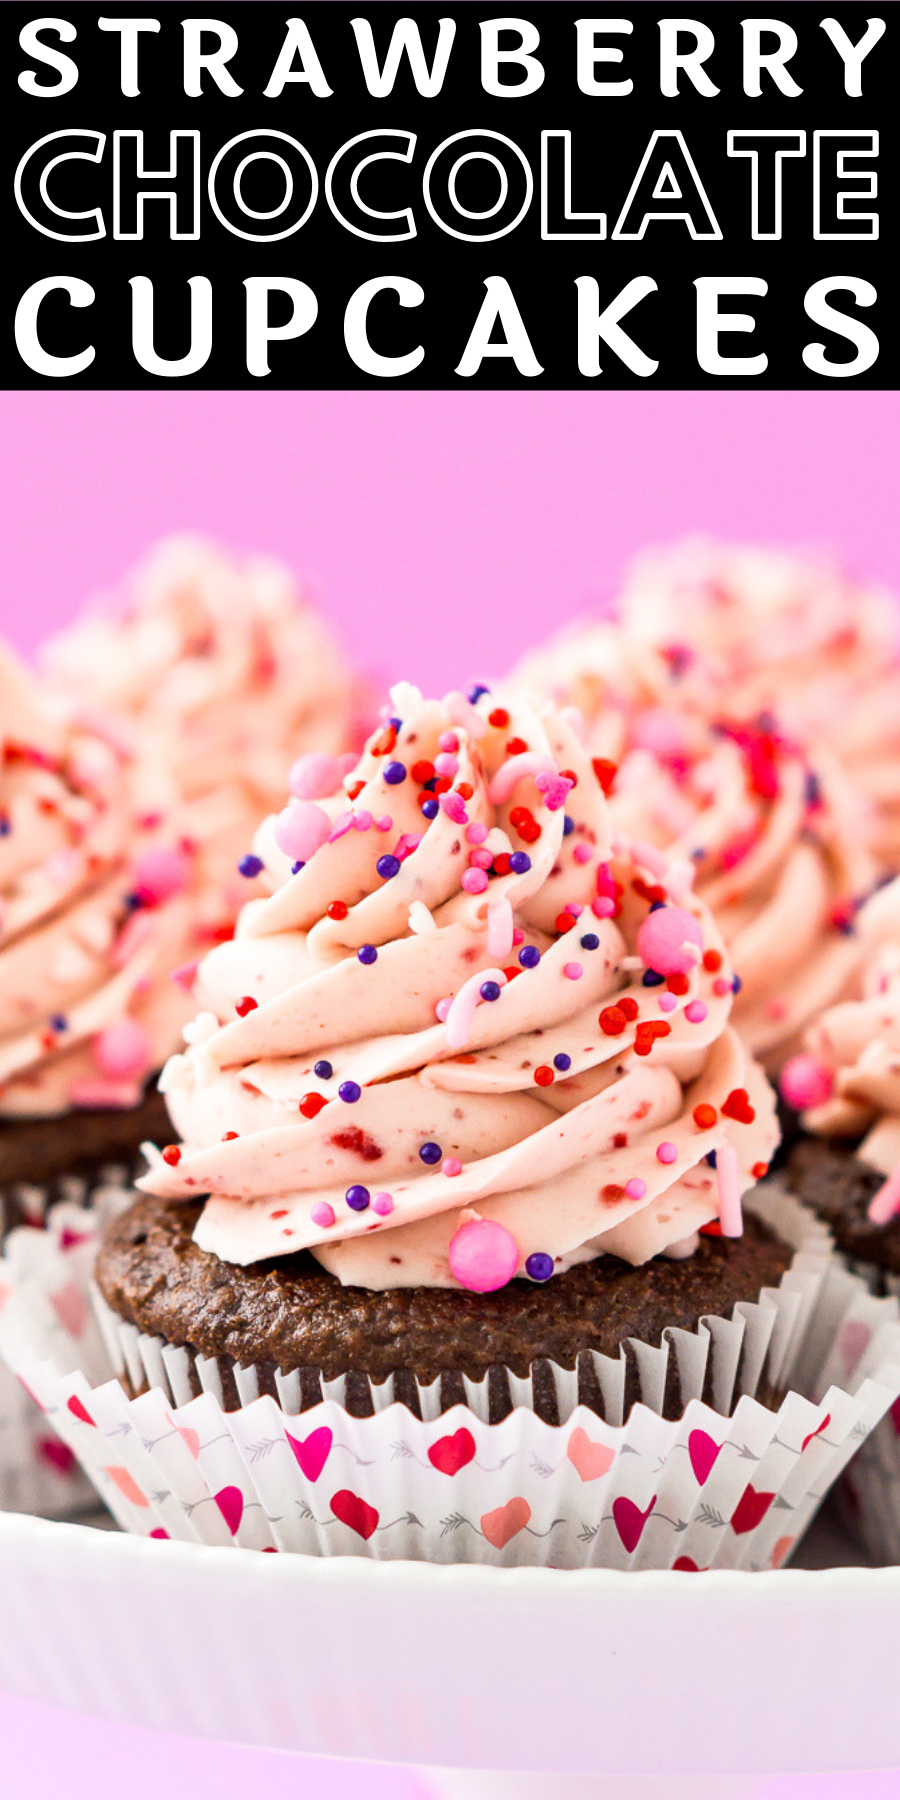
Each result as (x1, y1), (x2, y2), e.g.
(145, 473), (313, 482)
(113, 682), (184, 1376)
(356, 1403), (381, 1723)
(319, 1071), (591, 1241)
(42, 535), (360, 929)
(790, 877), (900, 1180)
(0, 642), (201, 1117)
(141, 683), (778, 1291)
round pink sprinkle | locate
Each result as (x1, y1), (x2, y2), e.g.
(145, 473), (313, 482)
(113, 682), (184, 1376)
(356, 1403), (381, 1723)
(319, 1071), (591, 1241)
(376, 815), (393, 832)
(512, 928), (524, 945)
(658, 993), (678, 1013)
(132, 845), (190, 906)
(437, 731), (459, 754)
(310, 1202), (336, 1229)
(563, 962), (583, 981)
(435, 997), (452, 1022)
(567, 902), (584, 918)
(465, 822), (489, 845)
(372, 1193), (394, 1217)
(274, 800), (331, 862)
(461, 868), (489, 894)
(685, 1000), (708, 1024)
(592, 896), (615, 919)
(780, 1053), (834, 1112)
(93, 1017), (151, 1081)
(573, 843), (593, 865)
(712, 977), (732, 997)
(637, 906), (704, 977)
(469, 847), (493, 870)
(442, 1157), (462, 1177)
(352, 810), (373, 831)
(625, 1177), (647, 1200)
(289, 753), (342, 800)
(656, 1142), (678, 1165)
(448, 1218), (519, 1293)
(434, 752), (459, 778)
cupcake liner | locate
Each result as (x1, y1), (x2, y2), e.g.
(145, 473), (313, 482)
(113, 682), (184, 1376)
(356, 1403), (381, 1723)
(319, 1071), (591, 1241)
(0, 1170), (132, 1516)
(2, 1183), (900, 1567)
(816, 1254), (900, 1564)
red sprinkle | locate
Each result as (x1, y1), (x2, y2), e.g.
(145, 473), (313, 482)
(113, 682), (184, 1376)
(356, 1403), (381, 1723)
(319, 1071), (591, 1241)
(161, 1145), (181, 1166)
(299, 1093), (328, 1119)
(222, 1131), (239, 1141)
(456, 781), (474, 800)
(235, 996), (258, 1016)
(489, 707), (510, 728)
(633, 877), (667, 904)
(270, 1209), (288, 1219)
(370, 725), (397, 756)
(721, 1088), (756, 1124)
(700, 1220), (723, 1237)
(618, 996), (639, 1021)
(555, 911), (576, 934)
(559, 767), (578, 788)
(534, 1065), (554, 1086)
(346, 780), (365, 801)
(693, 1103), (718, 1130)
(703, 949), (723, 973)
(506, 736), (528, 756)
(752, 1162), (770, 1179)
(411, 760), (435, 783)
(600, 1005), (628, 1036)
(592, 758), (618, 796)
(493, 853), (512, 876)
(327, 900), (348, 921)
(666, 973), (690, 996)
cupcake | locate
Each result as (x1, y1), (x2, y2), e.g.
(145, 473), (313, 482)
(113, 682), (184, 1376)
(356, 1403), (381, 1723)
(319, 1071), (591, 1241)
(42, 534), (363, 936)
(4, 684), (899, 1567)
(507, 631), (877, 1069)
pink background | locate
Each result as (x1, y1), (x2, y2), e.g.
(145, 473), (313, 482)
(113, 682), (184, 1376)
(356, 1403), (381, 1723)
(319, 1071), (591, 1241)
(1, 387), (898, 1796)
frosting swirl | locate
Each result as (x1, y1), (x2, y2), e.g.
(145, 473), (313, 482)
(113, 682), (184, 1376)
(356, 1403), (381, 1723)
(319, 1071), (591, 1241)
(142, 684), (778, 1291)
(0, 642), (199, 1117)
(785, 876), (900, 1181)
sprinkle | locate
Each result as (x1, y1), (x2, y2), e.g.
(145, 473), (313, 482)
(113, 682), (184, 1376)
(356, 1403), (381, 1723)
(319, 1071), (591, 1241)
(289, 752), (343, 799)
(434, 752), (459, 779)
(721, 1088), (756, 1124)
(657, 1142), (678, 1164)
(440, 791), (469, 826)
(466, 822), (489, 845)
(421, 798), (439, 820)
(222, 1132), (238, 1141)
(534, 1065), (554, 1086)
(555, 911), (576, 934)
(563, 962), (583, 981)
(445, 967), (508, 1048)
(487, 898), (514, 961)
(489, 751), (555, 806)
(435, 998), (452, 1022)
(357, 945), (378, 965)
(377, 854), (401, 880)
(868, 1169), (900, 1226)
(716, 1142), (743, 1237)
(419, 1141), (442, 1165)
(479, 979), (502, 1002)
(519, 945), (540, 968)
(238, 853), (263, 879)
(345, 1185), (370, 1211)
(625, 1177), (647, 1200)
(658, 993), (678, 1012)
(314, 1060), (333, 1080)
(161, 1145), (181, 1166)
(311, 1202), (336, 1229)
(338, 1081), (361, 1103)
(383, 761), (407, 785)
(599, 1006), (628, 1036)
(437, 732), (459, 754)
(300, 1093), (328, 1118)
(327, 900), (348, 921)
(637, 906), (704, 978)
(693, 1103), (718, 1130)
(469, 847), (493, 871)
(412, 760), (435, 783)
(291, 862), (305, 876)
(50, 1013), (67, 1032)
(93, 1018), (151, 1081)
(235, 996), (258, 1016)
(703, 949), (723, 973)
(442, 1157), (463, 1177)
(449, 1217), (519, 1292)
(462, 868), (488, 894)
(563, 815), (575, 837)
(132, 845), (191, 906)
(780, 1054), (833, 1112)
(685, 1001), (708, 1023)
(712, 977), (731, 997)
(525, 1252), (554, 1282)
(274, 800), (331, 863)
(489, 707), (510, 728)
(619, 997), (639, 1019)
(553, 1053), (571, 1071)
(509, 851), (532, 876)
(592, 897), (615, 919)
(579, 933), (600, 951)
(592, 758), (618, 795)
(352, 810), (373, 831)
(372, 1193), (394, 1216)
(468, 684), (491, 704)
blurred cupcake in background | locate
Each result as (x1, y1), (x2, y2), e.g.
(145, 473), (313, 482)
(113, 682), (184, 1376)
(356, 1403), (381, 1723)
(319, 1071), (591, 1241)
(42, 535), (365, 938)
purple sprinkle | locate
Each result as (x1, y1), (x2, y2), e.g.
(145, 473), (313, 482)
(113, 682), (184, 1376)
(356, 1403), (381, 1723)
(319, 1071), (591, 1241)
(479, 980), (501, 1002)
(519, 945), (540, 968)
(421, 798), (439, 820)
(377, 854), (401, 880)
(238, 853), (264, 878)
(50, 1014), (67, 1032)
(358, 944), (378, 965)
(525, 1253), (554, 1282)
(338, 1081), (361, 1103)
(314, 1060), (333, 1080)
(345, 1185), (370, 1211)
(509, 852), (531, 875)
(468, 684), (491, 703)
(383, 762), (407, 786)
(419, 1141), (442, 1164)
(553, 1053), (571, 1071)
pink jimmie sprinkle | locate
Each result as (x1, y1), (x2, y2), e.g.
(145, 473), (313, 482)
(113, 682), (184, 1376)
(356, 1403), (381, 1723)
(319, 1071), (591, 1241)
(685, 1001), (708, 1024)
(868, 1168), (900, 1227)
(444, 967), (507, 1049)
(658, 993), (678, 1013)
(439, 791), (468, 826)
(461, 868), (488, 895)
(311, 1202), (336, 1229)
(171, 960), (199, 990)
(488, 751), (555, 805)
(487, 897), (514, 961)
(449, 1217), (519, 1292)
(372, 1193), (394, 1217)
(534, 771), (574, 812)
(351, 810), (373, 832)
(442, 1157), (463, 1177)
(625, 1177), (647, 1200)
(716, 1141), (743, 1237)
(563, 962), (583, 981)
(656, 1142), (678, 1165)
(573, 842), (593, 865)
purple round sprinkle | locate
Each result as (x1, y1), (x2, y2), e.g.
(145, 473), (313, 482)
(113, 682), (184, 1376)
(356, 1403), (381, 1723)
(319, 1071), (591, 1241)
(705, 1149), (718, 1169)
(508, 851), (531, 875)
(525, 1252), (554, 1282)
(338, 1080), (361, 1103)
(345, 1185), (370, 1211)
(313, 1060), (333, 1080)
(732, 974), (743, 994)
(238, 853), (264, 878)
(377, 854), (401, 880)
(642, 969), (665, 987)
(383, 761), (407, 786)
(421, 798), (439, 820)
(648, 899), (666, 913)
(553, 1052), (571, 1071)
(562, 815), (575, 836)
(419, 1141), (442, 1164)
(579, 933), (599, 950)
(50, 1014), (67, 1032)
(468, 683), (491, 704)
(291, 861), (305, 875)
(479, 980), (501, 1002)
(357, 944), (378, 965)
(519, 945), (540, 968)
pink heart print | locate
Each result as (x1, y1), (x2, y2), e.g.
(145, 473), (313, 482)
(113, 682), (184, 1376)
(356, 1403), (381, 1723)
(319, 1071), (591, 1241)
(428, 1427), (477, 1476)
(612, 1494), (657, 1553)
(176, 1425), (201, 1460)
(66, 1395), (95, 1427)
(480, 1497), (532, 1549)
(771, 1536), (795, 1569)
(214, 1486), (245, 1536)
(688, 1429), (721, 1486)
(672, 1556), (707, 1573)
(566, 1427), (616, 1483)
(730, 1484), (775, 1535)
(801, 1412), (831, 1453)
(331, 1489), (380, 1539)
(50, 1281), (90, 1338)
(105, 1465), (149, 1508)
(285, 1425), (333, 1482)
(36, 1436), (76, 1475)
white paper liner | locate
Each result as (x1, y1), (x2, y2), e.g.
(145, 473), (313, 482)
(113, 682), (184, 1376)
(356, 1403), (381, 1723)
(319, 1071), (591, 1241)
(820, 1256), (900, 1564)
(0, 1171), (134, 1516)
(2, 1182), (900, 1568)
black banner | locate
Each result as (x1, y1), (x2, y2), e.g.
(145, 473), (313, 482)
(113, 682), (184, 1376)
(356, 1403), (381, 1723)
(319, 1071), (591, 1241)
(6, 3), (893, 387)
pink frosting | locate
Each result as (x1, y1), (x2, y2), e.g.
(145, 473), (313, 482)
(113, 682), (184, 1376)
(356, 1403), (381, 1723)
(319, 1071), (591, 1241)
(793, 876), (900, 1179)
(140, 683), (778, 1292)
(0, 642), (201, 1117)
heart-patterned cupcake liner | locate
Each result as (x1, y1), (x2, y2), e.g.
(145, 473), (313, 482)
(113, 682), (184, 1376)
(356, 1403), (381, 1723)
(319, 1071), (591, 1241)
(817, 1260), (900, 1564)
(0, 1170), (133, 1516)
(2, 1183), (900, 1567)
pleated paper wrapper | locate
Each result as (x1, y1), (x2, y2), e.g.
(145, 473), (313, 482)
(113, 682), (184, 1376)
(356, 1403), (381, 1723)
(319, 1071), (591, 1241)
(826, 1259), (900, 1564)
(0, 1170), (133, 1517)
(2, 1183), (900, 1569)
